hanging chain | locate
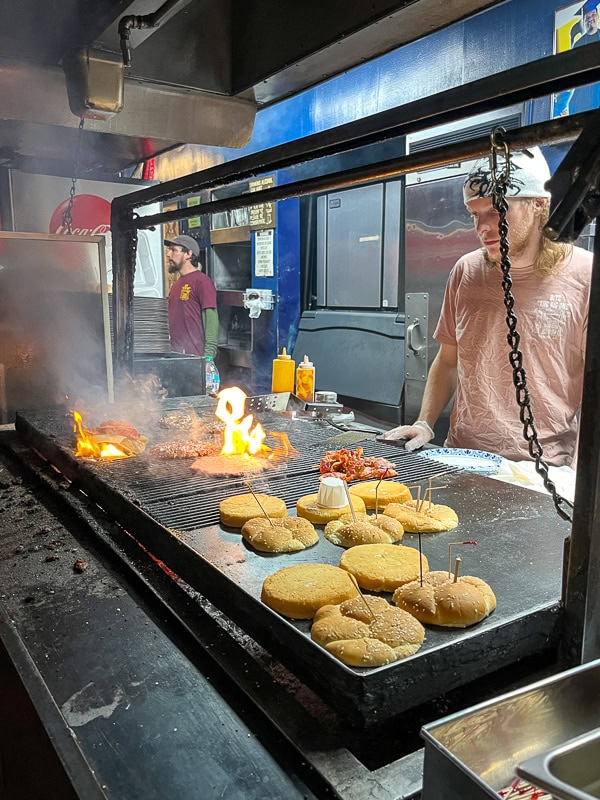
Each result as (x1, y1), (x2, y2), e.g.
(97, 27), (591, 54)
(61, 117), (85, 235)
(489, 127), (574, 523)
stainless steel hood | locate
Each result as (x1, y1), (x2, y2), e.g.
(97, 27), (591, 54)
(0, 0), (502, 175)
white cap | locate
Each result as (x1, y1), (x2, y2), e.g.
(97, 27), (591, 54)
(463, 146), (551, 204)
(316, 477), (347, 508)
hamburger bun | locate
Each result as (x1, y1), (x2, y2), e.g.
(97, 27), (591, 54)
(261, 563), (359, 619)
(324, 513), (404, 547)
(311, 595), (425, 667)
(241, 516), (319, 553)
(393, 570), (496, 627)
(383, 498), (458, 533)
(339, 543), (429, 592)
(220, 493), (287, 528)
(296, 493), (366, 524)
(314, 594), (390, 624)
(349, 480), (412, 509)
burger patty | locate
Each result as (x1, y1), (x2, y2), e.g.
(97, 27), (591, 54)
(149, 440), (220, 459)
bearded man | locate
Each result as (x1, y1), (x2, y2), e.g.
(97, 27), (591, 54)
(384, 147), (592, 466)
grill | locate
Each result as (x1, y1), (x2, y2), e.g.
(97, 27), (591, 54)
(15, 399), (569, 725)
(25, 399), (457, 531)
(132, 440), (455, 530)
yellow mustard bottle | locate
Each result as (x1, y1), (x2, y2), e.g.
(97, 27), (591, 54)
(271, 347), (295, 393)
(296, 355), (315, 402)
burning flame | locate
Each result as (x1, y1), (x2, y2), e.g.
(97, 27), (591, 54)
(73, 411), (129, 459)
(215, 388), (266, 456)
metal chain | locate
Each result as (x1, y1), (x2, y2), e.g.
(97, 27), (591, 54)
(61, 117), (85, 235)
(489, 127), (574, 523)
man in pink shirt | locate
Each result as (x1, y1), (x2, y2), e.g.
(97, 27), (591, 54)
(385, 147), (592, 466)
(165, 235), (218, 358)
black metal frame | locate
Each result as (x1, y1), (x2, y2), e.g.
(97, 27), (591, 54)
(110, 42), (600, 668)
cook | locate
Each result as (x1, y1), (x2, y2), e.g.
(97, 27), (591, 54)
(165, 235), (219, 359)
(384, 147), (592, 467)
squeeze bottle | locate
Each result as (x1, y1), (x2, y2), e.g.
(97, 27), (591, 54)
(271, 347), (295, 393)
(296, 355), (315, 402)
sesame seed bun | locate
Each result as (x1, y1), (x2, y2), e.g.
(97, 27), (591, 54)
(393, 570), (496, 627)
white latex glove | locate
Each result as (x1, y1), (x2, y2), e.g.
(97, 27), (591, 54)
(381, 420), (435, 452)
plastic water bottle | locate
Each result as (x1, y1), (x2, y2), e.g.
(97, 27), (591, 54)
(205, 356), (221, 395)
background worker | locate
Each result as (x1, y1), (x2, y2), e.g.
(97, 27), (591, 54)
(165, 234), (218, 359)
(384, 148), (592, 467)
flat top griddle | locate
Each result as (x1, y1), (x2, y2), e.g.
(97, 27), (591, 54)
(15, 400), (570, 724)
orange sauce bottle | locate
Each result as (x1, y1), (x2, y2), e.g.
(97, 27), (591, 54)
(295, 355), (315, 402)
(271, 347), (295, 393)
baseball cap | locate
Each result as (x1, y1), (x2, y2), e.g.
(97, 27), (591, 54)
(164, 234), (200, 257)
(463, 146), (551, 204)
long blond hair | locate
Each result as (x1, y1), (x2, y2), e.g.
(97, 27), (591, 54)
(537, 201), (572, 276)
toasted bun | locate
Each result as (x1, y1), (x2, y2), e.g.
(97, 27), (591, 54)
(383, 499), (458, 532)
(339, 543), (429, 592)
(349, 480), (412, 509)
(311, 597), (425, 667)
(324, 513), (403, 547)
(393, 570), (496, 627)
(261, 563), (359, 619)
(220, 493), (287, 527)
(296, 493), (366, 524)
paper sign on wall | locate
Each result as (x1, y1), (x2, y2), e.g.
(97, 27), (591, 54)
(254, 229), (274, 277)
(249, 175), (276, 229)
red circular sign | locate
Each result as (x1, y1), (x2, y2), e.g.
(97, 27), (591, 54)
(49, 194), (112, 236)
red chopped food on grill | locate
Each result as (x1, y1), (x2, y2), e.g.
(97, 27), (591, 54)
(319, 447), (397, 481)
(94, 420), (143, 440)
(149, 441), (220, 459)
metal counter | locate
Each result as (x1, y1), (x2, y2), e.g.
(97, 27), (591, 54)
(421, 659), (600, 800)
(14, 401), (570, 726)
(0, 433), (322, 800)
(0, 399), (574, 799)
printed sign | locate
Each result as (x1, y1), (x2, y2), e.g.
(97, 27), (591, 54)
(249, 175), (276, 230)
(186, 196), (201, 228)
(254, 229), (274, 277)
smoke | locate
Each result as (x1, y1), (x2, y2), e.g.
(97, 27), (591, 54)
(0, 235), (112, 421)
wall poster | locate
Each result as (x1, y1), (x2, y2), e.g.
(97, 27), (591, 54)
(254, 229), (274, 277)
(553, 0), (600, 117)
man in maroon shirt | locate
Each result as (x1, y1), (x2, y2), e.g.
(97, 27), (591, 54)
(165, 235), (218, 358)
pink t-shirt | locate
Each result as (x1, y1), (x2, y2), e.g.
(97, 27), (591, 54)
(168, 269), (217, 357)
(434, 246), (592, 466)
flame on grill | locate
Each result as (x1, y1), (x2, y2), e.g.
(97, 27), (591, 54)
(73, 411), (130, 459)
(215, 387), (266, 456)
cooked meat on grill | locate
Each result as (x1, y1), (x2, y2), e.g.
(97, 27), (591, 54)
(94, 420), (143, 440)
(319, 447), (397, 481)
(159, 409), (224, 436)
(159, 410), (198, 430)
(191, 454), (269, 476)
(149, 441), (220, 459)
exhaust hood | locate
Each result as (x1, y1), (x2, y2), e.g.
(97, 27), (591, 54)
(0, 0), (502, 175)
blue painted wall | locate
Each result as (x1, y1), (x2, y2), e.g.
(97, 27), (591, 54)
(203, 0), (558, 164)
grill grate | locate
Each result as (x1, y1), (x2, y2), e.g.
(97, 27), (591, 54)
(144, 449), (456, 530)
(17, 404), (458, 531)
